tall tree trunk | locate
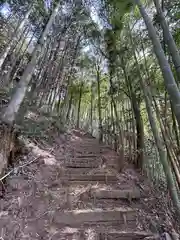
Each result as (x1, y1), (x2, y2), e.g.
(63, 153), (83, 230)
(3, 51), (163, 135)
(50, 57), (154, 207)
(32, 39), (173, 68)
(143, 80), (180, 217)
(0, 25), (31, 88)
(0, 7), (32, 70)
(170, 101), (180, 149)
(141, 31), (180, 163)
(121, 56), (144, 169)
(66, 93), (73, 121)
(128, 79), (144, 168)
(97, 66), (103, 142)
(153, 0), (180, 81)
(77, 82), (83, 129)
(90, 83), (93, 134)
(152, 95), (180, 189)
(108, 76), (124, 168)
(132, 36), (180, 216)
(131, 91), (144, 169)
(8, 29), (37, 87)
(111, 100), (116, 150)
(1, 1), (61, 125)
(16, 79), (37, 125)
(33, 39), (54, 95)
(135, 0), (180, 128)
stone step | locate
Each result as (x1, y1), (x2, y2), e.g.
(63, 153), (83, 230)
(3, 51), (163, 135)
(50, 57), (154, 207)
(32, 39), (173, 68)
(85, 199), (132, 209)
(65, 162), (116, 170)
(71, 140), (100, 143)
(72, 147), (110, 151)
(71, 148), (100, 153)
(71, 143), (99, 146)
(71, 145), (110, 150)
(65, 162), (99, 168)
(65, 167), (95, 174)
(52, 208), (136, 227)
(74, 151), (107, 156)
(75, 151), (100, 155)
(55, 228), (154, 240)
(69, 158), (101, 163)
(55, 221), (137, 230)
(73, 154), (99, 158)
(48, 228), (84, 240)
(91, 188), (140, 200)
(66, 181), (107, 186)
(64, 168), (114, 175)
(67, 174), (117, 183)
(99, 230), (157, 240)
(72, 141), (99, 144)
(51, 228), (156, 240)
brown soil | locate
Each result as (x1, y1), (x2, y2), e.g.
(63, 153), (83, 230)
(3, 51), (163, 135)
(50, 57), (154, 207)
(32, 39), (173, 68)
(0, 128), (179, 239)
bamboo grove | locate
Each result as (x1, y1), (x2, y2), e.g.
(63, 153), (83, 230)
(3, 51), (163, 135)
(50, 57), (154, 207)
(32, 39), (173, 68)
(0, 0), (180, 216)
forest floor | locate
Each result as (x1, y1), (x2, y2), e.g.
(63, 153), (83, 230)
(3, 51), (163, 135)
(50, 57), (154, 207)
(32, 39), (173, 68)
(0, 110), (179, 239)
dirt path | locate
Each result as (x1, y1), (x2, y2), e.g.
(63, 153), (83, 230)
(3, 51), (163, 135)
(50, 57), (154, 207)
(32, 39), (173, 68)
(0, 129), (162, 239)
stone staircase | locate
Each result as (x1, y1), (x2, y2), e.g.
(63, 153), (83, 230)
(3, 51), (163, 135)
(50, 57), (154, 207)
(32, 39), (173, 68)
(48, 130), (158, 240)
(0, 129), (159, 239)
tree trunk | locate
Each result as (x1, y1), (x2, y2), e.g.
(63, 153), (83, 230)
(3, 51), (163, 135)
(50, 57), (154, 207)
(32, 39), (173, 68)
(152, 96), (180, 189)
(9, 29), (37, 86)
(153, 0), (180, 81)
(121, 56), (144, 169)
(77, 82), (83, 129)
(133, 45), (180, 217)
(129, 22), (180, 215)
(66, 93), (73, 121)
(90, 83), (93, 134)
(0, 7), (32, 70)
(143, 81), (180, 217)
(135, 0), (180, 128)
(131, 91), (144, 169)
(1, 1), (61, 125)
(97, 66), (103, 142)
(108, 76), (124, 169)
(16, 80), (37, 125)
(0, 26), (31, 88)
(111, 100), (116, 150)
